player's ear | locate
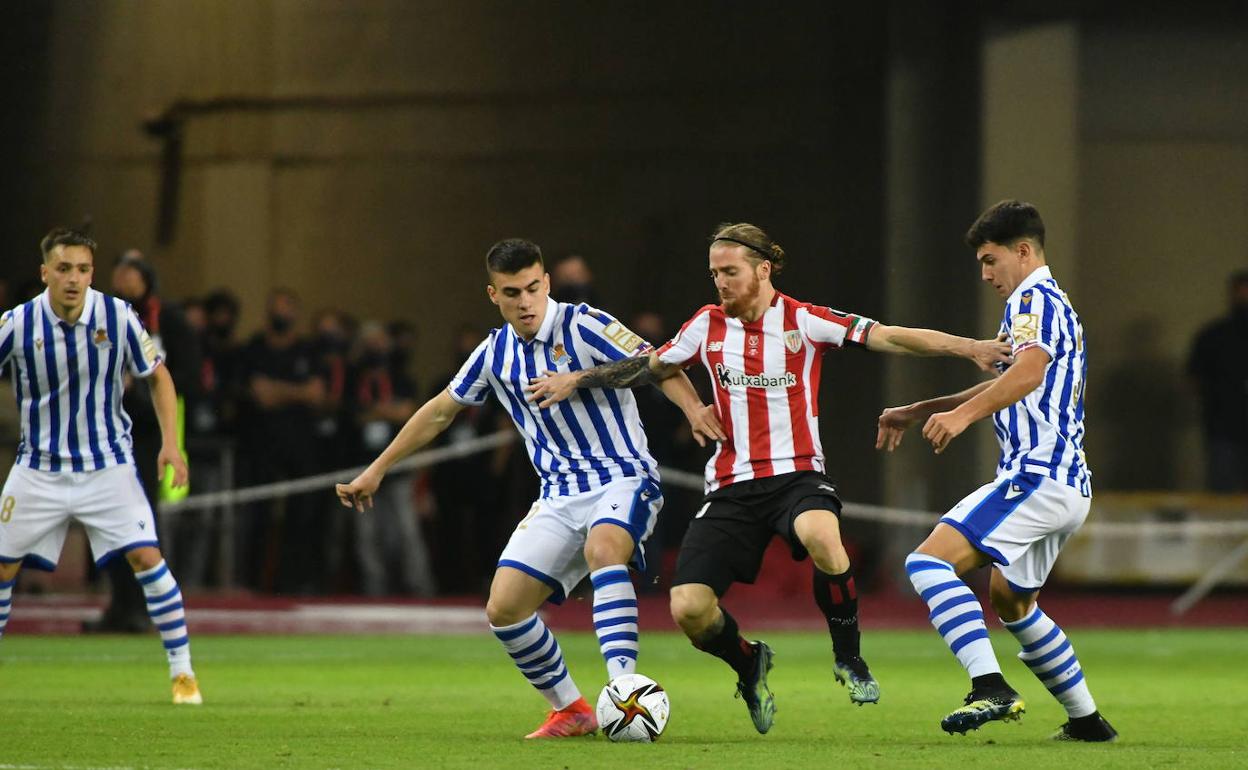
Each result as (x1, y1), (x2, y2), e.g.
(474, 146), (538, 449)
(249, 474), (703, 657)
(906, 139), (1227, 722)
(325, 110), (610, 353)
(486, 284), (499, 306)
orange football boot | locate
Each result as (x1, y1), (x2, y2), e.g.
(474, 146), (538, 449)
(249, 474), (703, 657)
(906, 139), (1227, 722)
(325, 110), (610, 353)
(524, 697), (598, 739)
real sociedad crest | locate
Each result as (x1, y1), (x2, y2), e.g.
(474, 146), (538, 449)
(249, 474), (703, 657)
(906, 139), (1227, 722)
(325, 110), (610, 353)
(783, 330), (802, 354)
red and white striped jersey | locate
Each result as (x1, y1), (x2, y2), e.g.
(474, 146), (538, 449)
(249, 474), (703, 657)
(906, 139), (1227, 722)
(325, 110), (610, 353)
(657, 292), (875, 492)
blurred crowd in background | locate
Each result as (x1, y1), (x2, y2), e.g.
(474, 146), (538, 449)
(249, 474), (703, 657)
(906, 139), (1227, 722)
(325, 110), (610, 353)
(0, 252), (1244, 608)
(0, 251), (708, 604)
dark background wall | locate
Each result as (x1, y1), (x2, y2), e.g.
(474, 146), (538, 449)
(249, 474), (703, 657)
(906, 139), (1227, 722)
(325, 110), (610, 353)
(2, 1), (1245, 503)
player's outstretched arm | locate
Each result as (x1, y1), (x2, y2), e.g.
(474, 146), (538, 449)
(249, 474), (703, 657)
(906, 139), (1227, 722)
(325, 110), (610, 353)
(147, 363), (189, 488)
(527, 353), (675, 406)
(876, 380), (995, 452)
(866, 326), (1012, 372)
(922, 347), (1049, 453)
(336, 389), (465, 512)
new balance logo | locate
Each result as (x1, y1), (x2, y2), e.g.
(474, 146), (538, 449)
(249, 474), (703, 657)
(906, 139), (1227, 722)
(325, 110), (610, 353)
(818, 484), (836, 493)
(706, 341), (724, 352)
(1004, 484), (1025, 500)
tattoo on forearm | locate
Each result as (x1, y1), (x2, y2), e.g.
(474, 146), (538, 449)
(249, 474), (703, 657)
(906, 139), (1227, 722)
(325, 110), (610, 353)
(576, 356), (658, 389)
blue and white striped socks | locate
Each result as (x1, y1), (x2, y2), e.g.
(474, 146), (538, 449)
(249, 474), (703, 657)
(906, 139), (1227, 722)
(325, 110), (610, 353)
(491, 613), (582, 710)
(0, 578), (13, 639)
(136, 560), (194, 678)
(1002, 605), (1096, 717)
(591, 565), (639, 680)
(905, 553), (1001, 677)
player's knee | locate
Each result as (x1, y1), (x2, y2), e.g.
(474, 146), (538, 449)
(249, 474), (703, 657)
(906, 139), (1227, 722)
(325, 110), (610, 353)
(485, 596), (525, 628)
(669, 586), (713, 633)
(582, 530), (634, 571)
(989, 585), (1032, 622)
(0, 561), (20, 582)
(125, 546), (163, 572)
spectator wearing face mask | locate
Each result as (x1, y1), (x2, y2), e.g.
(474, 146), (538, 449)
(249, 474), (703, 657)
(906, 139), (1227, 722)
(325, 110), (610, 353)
(236, 288), (327, 592)
(549, 254), (600, 307)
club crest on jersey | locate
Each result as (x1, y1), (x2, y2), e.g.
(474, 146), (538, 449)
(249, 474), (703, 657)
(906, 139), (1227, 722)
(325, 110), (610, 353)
(550, 343), (569, 365)
(783, 330), (802, 354)
(93, 328), (111, 349)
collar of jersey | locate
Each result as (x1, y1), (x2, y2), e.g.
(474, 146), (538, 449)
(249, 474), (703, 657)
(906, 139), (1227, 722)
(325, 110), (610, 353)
(1007, 265), (1053, 304)
(40, 287), (100, 328)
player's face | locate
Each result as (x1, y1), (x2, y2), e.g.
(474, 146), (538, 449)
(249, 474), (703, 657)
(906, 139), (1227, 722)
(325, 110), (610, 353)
(977, 241), (1028, 298)
(487, 262), (550, 340)
(41, 245), (94, 314)
(709, 244), (766, 318)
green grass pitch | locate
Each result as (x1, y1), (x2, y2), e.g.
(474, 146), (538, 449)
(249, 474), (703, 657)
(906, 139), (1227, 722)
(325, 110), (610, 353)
(1, 629), (1244, 769)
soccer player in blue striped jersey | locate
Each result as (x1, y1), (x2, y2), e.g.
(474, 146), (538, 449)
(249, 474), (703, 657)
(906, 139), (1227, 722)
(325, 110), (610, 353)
(877, 201), (1116, 742)
(0, 228), (201, 704)
(336, 238), (722, 739)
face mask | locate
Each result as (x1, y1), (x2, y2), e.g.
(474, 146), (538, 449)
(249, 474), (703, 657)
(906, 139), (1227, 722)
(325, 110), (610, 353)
(269, 314), (294, 334)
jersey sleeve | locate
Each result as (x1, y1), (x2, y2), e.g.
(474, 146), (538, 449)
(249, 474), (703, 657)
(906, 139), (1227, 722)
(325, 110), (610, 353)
(122, 304), (164, 378)
(573, 304), (653, 364)
(1008, 288), (1057, 360)
(0, 309), (14, 367)
(447, 335), (494, 406)
(657, 306), (713, 368)
(802, 305), (876, 349)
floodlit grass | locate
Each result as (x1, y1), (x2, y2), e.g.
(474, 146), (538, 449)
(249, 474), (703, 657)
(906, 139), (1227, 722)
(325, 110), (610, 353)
(1, 629), (1244, 769)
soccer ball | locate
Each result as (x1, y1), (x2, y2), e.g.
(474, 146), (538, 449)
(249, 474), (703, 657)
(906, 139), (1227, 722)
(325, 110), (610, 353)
(596, 673), (670, 742)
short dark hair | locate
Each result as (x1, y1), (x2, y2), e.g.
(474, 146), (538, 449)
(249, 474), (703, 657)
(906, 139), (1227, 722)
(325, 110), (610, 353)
(710, 222), (786, 275)
(964, 200), (1045, 249)
(40, 227), (97, 262)
(486, 238), (544, 276)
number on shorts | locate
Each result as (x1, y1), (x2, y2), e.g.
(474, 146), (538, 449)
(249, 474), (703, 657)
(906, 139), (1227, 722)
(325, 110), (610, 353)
(517, 502), (540, 530)
(0, 496), (14, 523)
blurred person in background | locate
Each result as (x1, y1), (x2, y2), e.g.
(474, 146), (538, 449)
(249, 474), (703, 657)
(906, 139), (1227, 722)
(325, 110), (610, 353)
(84, 250), (201, 630)
(427, 324), (512, 594)
(195, 290), (242, 437)
(237, 288), (326, 593)
(626, 311), (702, 593)
(345, 320), (435, 596)
(549, 254), (600, 306)
(1187, 270), (1248, 492)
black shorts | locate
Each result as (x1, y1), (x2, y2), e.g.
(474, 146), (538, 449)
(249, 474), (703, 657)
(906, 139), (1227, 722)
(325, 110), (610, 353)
(672, 470), (842, 596)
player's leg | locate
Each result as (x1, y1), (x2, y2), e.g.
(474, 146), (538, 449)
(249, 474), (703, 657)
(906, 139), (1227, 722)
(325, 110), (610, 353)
(792, 507), (879, 705)
(0, 467), (70, 645)
(908, 476), (1040, 733)
(583, 476), (662, 681)
(988, 484), (1116, 742)
(0, 560), (19, 641)
(486, 566), (594, 738)
(490, 501), (595, 738)
(124, 546), (201, 704)
(75, 465), (199, 703)
(670, 504), (775, 734)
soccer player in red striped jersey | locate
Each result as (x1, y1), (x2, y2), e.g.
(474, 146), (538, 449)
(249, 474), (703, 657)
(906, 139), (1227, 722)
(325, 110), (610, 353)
(528, 222), (1010, 733)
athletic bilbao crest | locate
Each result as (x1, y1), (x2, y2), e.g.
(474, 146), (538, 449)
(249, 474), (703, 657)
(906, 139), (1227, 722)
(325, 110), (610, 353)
(783, 330), (802, 354)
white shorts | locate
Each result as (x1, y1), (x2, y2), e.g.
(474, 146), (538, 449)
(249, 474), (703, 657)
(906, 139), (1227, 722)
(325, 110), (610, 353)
(0, 464), (159, 571)
(497, 476), (663, 603)
(941, 471), (1090, 592)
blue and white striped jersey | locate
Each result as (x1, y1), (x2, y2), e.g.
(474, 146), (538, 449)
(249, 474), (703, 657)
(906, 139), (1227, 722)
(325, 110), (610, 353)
(993, 266), (1091, 494)
(0, 288), (164, 472)
(448, 297), (658, 499)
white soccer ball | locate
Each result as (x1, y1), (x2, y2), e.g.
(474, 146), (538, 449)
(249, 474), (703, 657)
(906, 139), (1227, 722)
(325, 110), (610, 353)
(596, 673), (670, 742)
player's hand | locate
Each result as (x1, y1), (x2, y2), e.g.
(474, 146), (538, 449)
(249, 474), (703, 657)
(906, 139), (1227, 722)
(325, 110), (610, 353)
(875, 406), (918, 452)
(969, 334), (1013, 372)
(336, 468), (382, 512)
(526, 370), (581, 408)
(922, 410), (971, 454)
(685, 403), (726, 447)
(157, 442), (189, 488)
